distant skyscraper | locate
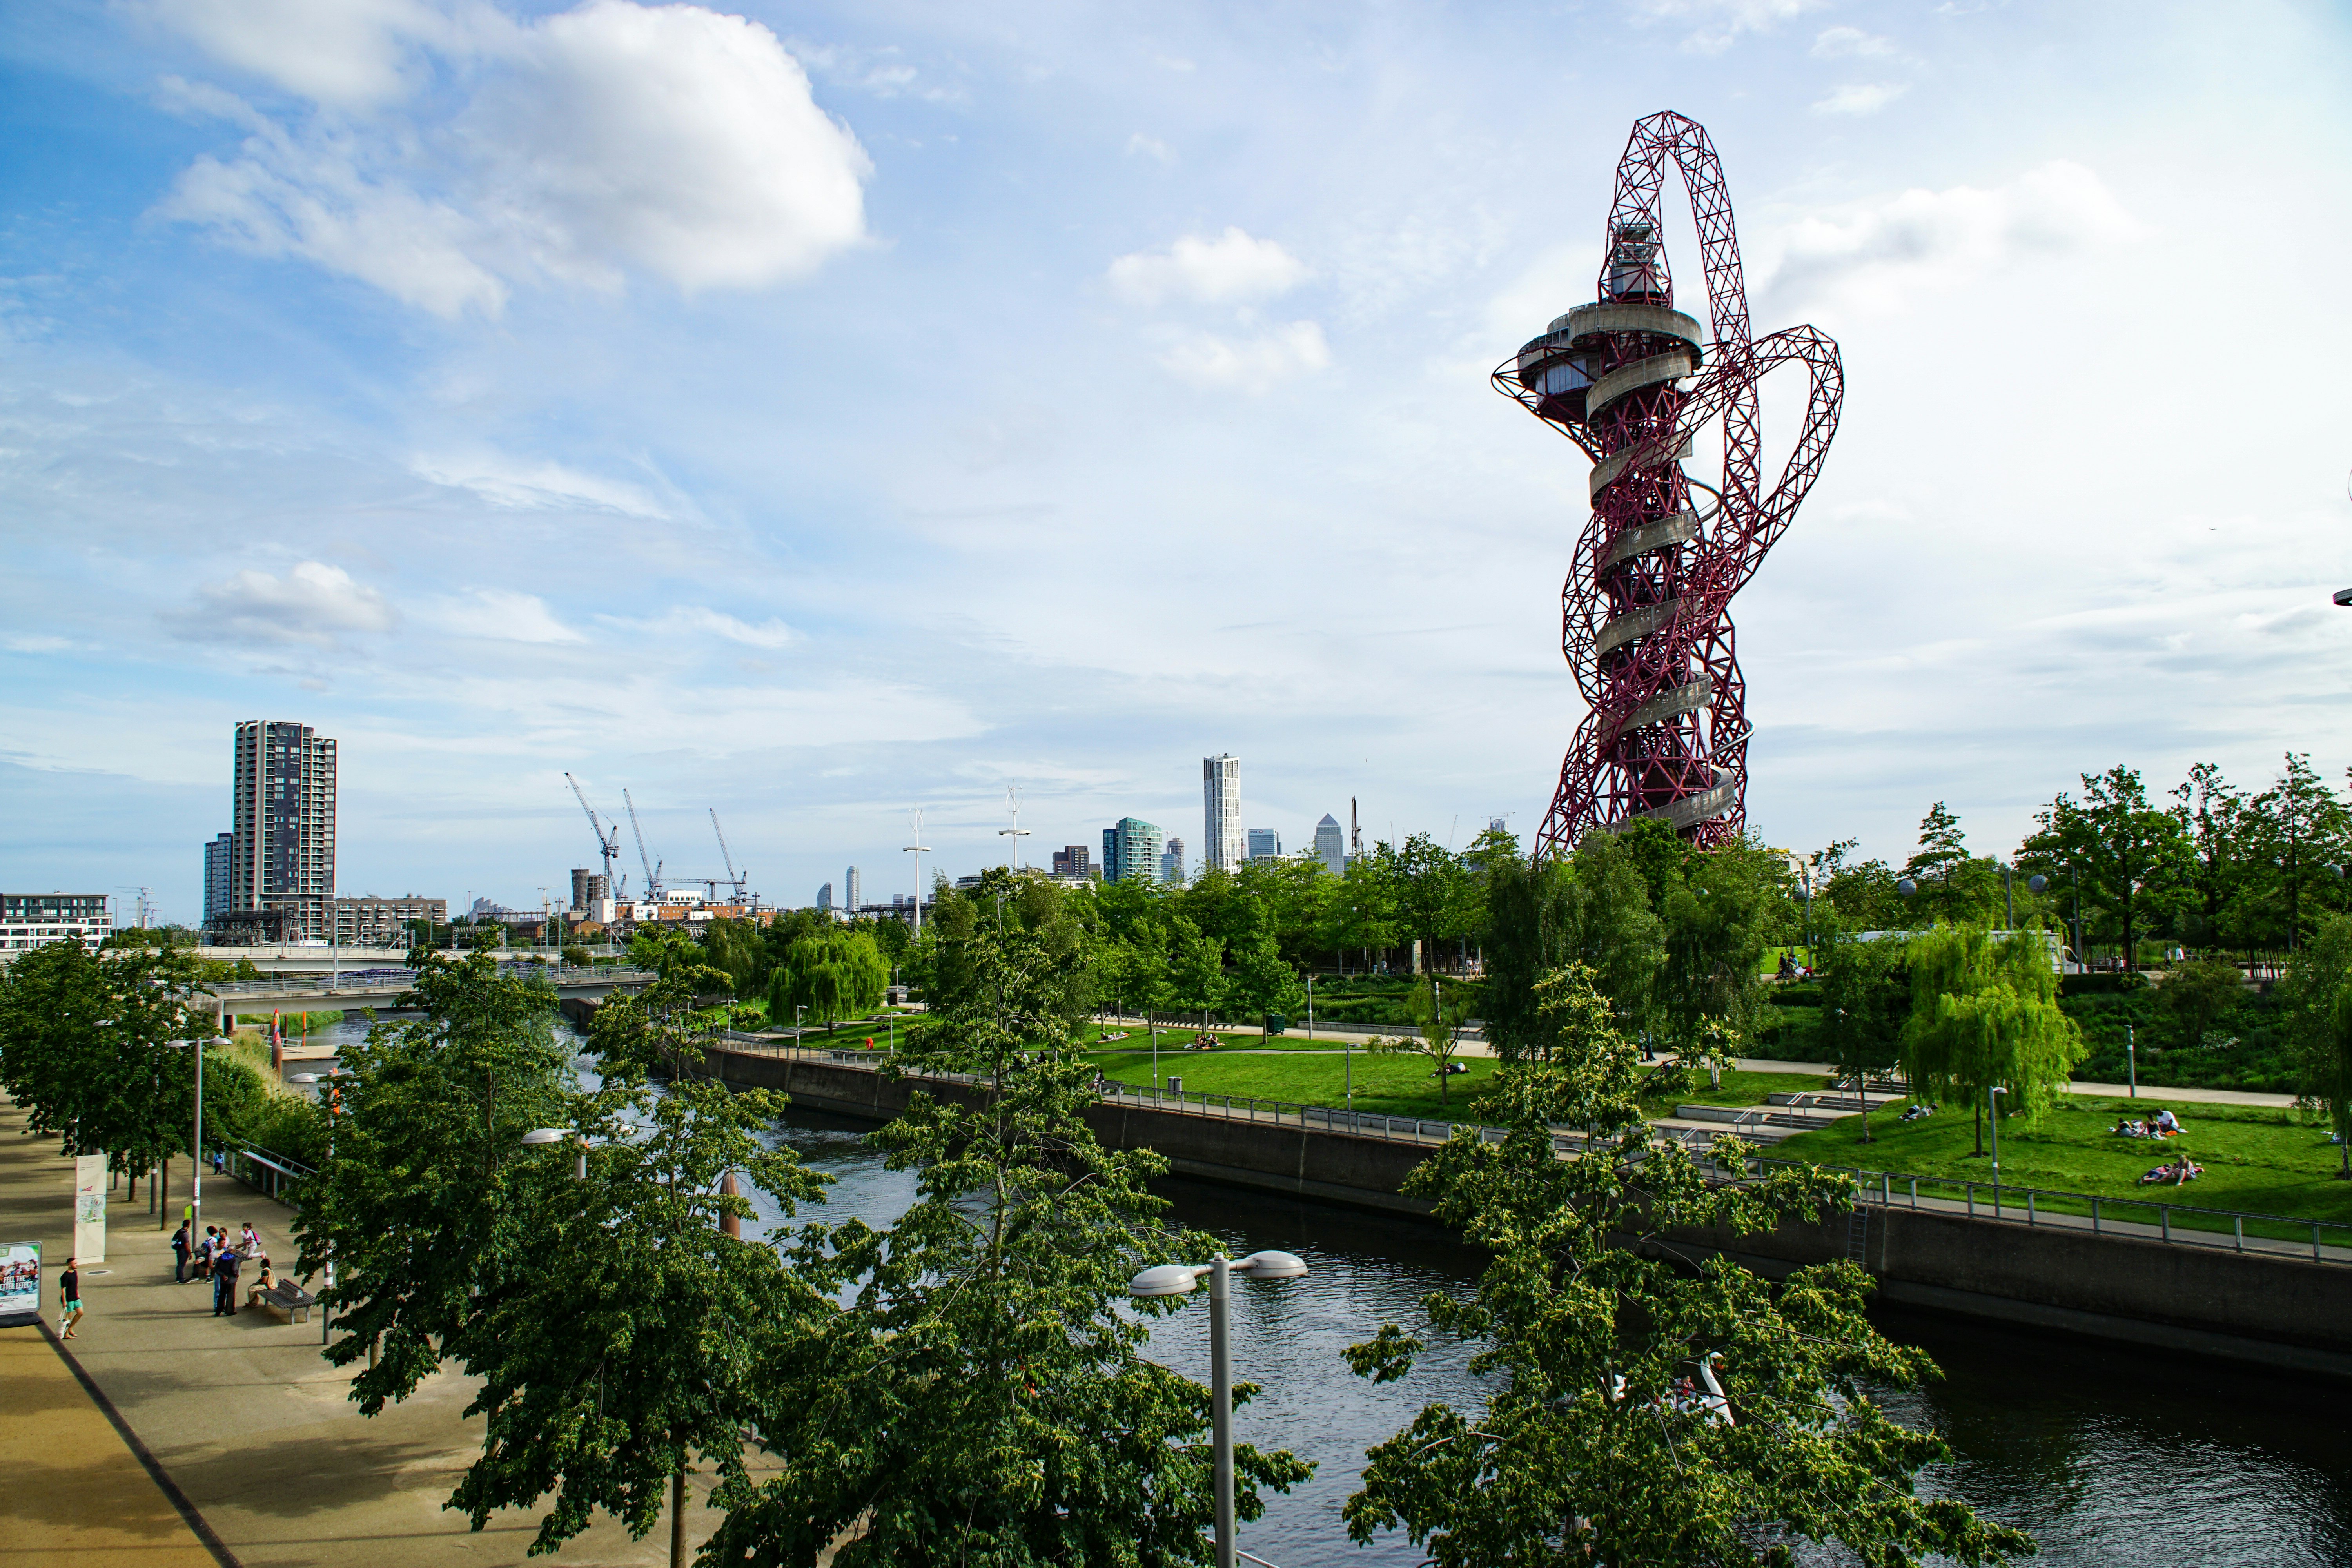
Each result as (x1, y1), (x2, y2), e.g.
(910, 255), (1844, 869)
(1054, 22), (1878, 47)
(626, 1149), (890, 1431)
(1052, 844), (1093, 878)
(846, 866), (861, 911)
(570, 868), (612, 910)
(1313, 814), (1345, 876)
(1161, 836), (1187, 885)
(1102, 818), (1164, 883)
(229, 720), (336, 940)
(1203, 754), (1242, 873)
(817, 881), (834, 912)
(1246, 828), (1281, 861)
(203, 832), (233, 922)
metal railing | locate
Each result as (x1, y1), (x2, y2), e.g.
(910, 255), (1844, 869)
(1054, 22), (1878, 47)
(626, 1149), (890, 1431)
(705, 1039), (2352, 1269)
(208, 965), (657, 996)
(219, 1144), (318, 1206)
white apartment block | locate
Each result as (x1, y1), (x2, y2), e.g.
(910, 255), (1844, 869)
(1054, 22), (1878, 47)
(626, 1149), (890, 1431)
(0, 893), (112, 952)
(1202, 754), (1243, 874)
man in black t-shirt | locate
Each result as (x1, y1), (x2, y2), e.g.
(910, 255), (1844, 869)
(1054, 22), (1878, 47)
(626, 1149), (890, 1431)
(212, 1245), (241, 1316)
(60, 1257), (82, 1339)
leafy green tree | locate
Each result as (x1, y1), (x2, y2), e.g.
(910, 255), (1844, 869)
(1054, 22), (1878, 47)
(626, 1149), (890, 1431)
(450, 1069), (826, 1561)
(1343, 964), (2031, 1568)
(768, 928), (890, 1032)
(1816, 926), (1911, 1142)
(1816, 841), (1906, 934)
(292, 950), (575, 1414)
(1563, 829), (1669, 1038)
(709, 864), (1310, 1561)
(1651, 828), (1785, 1049)
(2283, 917), (2352, 1178)
(1899, 926), (2084, 1155)
(0, 937), (212, 1193)
(2020, 766), (2194, 969)
(1325, 853), (1400, 972)
(1385, 975), (1475, 1105)
(1164, 913), (1227, 1034)
(1223, 909), (1303, 1027)
(2172, 763), (2259, 957)
(699, 916), (771, 998)
(1478, 839), (1580, 1062)
(2161, 954), (2246, 1047)
(2243, 752), (2352, 954)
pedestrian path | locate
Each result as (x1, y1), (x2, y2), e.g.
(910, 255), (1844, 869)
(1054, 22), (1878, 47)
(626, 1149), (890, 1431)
(0, 1099), (736, 1567)
(0, 1324), (220, 1565)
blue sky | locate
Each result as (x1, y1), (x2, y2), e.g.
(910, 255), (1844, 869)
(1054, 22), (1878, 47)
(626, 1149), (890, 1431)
(2, 0), (2349, 923)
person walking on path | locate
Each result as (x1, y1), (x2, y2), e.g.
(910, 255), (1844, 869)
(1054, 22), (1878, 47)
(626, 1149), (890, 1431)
(212, 1244), (241, 1316)
(171, 1222), (191, 1284)
(60, 1256), (82, 1340)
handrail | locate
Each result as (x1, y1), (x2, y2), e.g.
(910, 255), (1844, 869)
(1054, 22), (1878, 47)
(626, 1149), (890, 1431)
(705, 1038), (2352, 1267)
(208, 966), (658, 995)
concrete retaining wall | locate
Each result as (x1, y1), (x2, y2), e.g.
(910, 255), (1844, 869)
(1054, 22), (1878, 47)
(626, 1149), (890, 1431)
(704, 1045), (2352, 1374)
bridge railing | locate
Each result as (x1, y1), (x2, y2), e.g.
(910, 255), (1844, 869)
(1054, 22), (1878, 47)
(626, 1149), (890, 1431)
(207, 965), (658, 996)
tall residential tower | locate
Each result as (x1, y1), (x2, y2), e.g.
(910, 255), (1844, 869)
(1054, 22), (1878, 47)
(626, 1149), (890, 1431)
(228, 720), (337, 940)
(1202, 754), (1242, 874)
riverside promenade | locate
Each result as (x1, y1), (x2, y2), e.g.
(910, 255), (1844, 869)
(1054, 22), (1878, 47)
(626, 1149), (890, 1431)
(0, 1100), (737, 1567)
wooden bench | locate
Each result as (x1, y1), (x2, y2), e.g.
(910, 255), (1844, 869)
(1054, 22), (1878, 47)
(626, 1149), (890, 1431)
(252, 1279), (315, 1323)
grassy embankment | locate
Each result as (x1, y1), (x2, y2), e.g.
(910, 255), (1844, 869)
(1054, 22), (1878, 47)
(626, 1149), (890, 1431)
(1771, 1094), (2352, 1239)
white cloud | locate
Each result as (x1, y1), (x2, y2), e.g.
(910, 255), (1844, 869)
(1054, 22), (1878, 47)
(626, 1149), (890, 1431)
(1632, 0), (1827, 53)
(1108, 227), (1310, 306)
(151, 0), (873, 314)
(614, 607), (798, 649)
(1152, 321), (1330, 392)
(142, 0), (486, 108)
(1811, 25), (1899, 58)
(164, 561), (397, 648)
(1760, 160), (2148, 316)
(1811, 82), (1908, 116)
(421, 588), (584, 643)
(411, 452), (672, 517)
(1125, 132), (1176, 167)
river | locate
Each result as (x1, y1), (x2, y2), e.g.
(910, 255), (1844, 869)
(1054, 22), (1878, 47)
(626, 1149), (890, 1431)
(298, 1020), (2352, 1564)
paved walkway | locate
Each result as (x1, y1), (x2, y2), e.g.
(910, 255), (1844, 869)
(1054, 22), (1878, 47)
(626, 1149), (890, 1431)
(0, 1101), (737, 1567)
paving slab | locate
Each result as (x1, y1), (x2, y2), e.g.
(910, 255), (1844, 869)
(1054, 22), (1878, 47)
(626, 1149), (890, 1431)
(0, 1100), (734, 1567)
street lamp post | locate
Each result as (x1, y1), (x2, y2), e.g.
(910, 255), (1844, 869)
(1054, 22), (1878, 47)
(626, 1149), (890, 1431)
(1988, 1085), (2006, 1187)
(1128, 1251), (1308, 1568)
(164, 1036), (226, 1241)
(2125, 1024), (2136, 1098)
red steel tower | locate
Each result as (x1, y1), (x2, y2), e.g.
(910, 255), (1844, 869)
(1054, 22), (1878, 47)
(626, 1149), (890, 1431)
(1497, 111), (1843, 856)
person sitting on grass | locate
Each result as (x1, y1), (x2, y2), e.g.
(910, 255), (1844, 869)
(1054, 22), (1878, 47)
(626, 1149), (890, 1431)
(2154, 1108), (2182, 1134)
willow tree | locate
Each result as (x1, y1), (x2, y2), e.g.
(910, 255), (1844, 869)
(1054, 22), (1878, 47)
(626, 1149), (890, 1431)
(1899, 925), (2083, 1156)
(768, 927), (891, 1032)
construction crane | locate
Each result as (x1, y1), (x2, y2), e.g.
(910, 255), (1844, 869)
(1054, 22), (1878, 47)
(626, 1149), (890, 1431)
(710, 810), (749, 902)
(623, 788), (662, 899)
(565, 773), (624, 892)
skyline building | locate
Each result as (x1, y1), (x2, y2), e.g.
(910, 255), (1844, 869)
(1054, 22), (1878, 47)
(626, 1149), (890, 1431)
(1202, 754), (1243, 874)
(203, 831), (233, 922)
(1, 893), (112, 953)
(1246, 828), (1281, 861)
(1102, 818), (1164, 884)
(1051, 844), (1094, 878)
(1161, 835), (1187, 885)
(1313, 813), (1346, 876)
(227, 720), (337, 941)
(817, 881), (834, 912)
(846, 865), (861, 911)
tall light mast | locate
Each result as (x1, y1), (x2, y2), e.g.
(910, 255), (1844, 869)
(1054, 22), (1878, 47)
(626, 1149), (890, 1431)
(998, 785), (1031, 871)
(904, 806), (932, 937)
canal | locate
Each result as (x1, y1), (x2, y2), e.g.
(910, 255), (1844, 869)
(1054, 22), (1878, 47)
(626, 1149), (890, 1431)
(297, 1020), (2352, 1564)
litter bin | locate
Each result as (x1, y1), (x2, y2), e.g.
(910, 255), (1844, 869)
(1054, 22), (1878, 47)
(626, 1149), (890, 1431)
(1264, 1014), (1287, 1036)
(1167, 1076), (1182, 1094)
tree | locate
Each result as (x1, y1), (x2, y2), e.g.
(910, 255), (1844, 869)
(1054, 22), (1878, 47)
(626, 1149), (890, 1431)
(1562, 829), (1669, 1039)
(2172, 763), (2258, 957)
(1815, 926), (1910, 1142)
(1342, 964), (2031, 1568)
(708, 865), (1311, 1560)
(0, 937), (211, 1194)
(1385, 975), (1475, 1105)
(2020, 766), (2193, 970)
(1478, 841), (1580, 1062)
(1223, 908), (1303, 1027)
(2283, 916), (2352, 1179)
(1899, 926), (2083, 1156)
(1650, 826), (1785, 1049)
(2243, 752), (2352, 955)
(449, 1066), (826, 1561)
(768, 928), (890, 1032)
(2160, 954), (2246, 1047)
(1164, 913), (1227, 1036)
(292, 949), (576, 1415)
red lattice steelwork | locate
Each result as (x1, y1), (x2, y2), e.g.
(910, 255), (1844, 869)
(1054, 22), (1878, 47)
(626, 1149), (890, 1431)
(1495, 111), (1843, 857)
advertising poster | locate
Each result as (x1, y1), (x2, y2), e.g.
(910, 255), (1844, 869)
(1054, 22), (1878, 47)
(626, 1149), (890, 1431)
(74, 1152), (107, 1264)
(0, 1241), (38, 1324)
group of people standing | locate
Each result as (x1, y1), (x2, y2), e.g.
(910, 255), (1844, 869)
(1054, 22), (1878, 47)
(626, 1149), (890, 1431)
(169, 1218), (275, 1316)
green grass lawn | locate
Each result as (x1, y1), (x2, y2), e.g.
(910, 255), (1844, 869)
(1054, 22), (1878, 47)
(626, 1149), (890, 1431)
(1769, 1094), (2352, 1236)
(1093, 1046), (1502, 1121)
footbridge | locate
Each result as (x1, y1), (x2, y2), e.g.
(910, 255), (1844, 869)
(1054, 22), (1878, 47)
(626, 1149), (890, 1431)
(204, 965), (657, 1028)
